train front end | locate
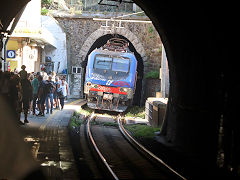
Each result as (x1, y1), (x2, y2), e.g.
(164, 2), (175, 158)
(84, 49), (137, 112)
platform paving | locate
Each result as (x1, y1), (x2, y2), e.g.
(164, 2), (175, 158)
(20, 99), (86, 179)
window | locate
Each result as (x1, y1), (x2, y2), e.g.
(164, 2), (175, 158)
(94, 54), (130, 73)
(112, 57), (130, 73)
(94, 55), (112, 70)
(72, 66), (82, 74)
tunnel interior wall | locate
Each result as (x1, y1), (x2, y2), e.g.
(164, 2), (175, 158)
(134, 0), (230, 168)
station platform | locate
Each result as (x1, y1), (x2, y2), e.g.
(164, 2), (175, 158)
(19, 98), (86, 179)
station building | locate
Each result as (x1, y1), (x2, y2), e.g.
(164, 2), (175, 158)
(6, 0), (67, 74)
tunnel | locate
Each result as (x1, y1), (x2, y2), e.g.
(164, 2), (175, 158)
(82, 33), (144, 106)
(1, 0), (238, 178)
(133, 1), (238, 177)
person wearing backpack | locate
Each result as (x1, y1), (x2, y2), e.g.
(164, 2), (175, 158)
(31, 72), (40, 115)
(37, 75), (47, 116)
(45, 75), (55, 114)
(20, 77), (33, 123)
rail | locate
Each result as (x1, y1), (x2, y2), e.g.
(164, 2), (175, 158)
(86, 112), (119, 180)
(117, 116), (187, 180)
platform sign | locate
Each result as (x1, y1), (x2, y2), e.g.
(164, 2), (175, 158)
(7, 50), (16, 59)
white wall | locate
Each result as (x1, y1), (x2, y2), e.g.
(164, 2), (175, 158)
(41, 16), (67, 74)
(17, 0), (41, 28)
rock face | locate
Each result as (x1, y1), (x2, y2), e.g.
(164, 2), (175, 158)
(55, 16), (163, 100)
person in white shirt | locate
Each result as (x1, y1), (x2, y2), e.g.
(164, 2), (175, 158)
(57, 77), (69, 110)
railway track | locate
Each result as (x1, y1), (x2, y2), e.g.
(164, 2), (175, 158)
(84, 112), (187, 180)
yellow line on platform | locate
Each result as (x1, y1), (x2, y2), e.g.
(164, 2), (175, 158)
(68, 99), (83, 105)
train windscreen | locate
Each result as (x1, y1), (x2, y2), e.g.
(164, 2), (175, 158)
(94, 55), (112, 70)
(112, 57), (129, 73)
(94, 55), (130, 73)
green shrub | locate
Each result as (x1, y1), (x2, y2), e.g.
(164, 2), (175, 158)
(145, 70), (159, 79)
(124, 124), (160, 138)
(77, 106), (93, 116)
(70, 115), (83, 128)
(91, 121), (118, 127)
(148, 26), (154, 34)
(126, 106), (145, 119)
(41, 8), (49, 15)
(41, 0), (52, 8)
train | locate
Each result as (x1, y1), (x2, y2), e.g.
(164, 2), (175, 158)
(84, 38), (138, 112)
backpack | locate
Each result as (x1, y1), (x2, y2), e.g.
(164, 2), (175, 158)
(57, 88), (64, 98)
(44, 80), (53, 94)
(21, 79), (32, 99)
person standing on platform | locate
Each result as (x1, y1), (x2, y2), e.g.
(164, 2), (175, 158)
(45, 75), (55, 114)
(19, 65), (27, 80)
(31, 72), (39, 115)
(53, 76), (60, 109)
(20, 74), (33, 123)
(37, 75), (47, 116)
(58, 77), (69, 110)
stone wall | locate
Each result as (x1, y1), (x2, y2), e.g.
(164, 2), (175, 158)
(145, 79), (161, 98)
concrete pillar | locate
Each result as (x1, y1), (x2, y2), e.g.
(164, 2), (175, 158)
(133, 4), (137, 12)
(160, 45), (169, 98)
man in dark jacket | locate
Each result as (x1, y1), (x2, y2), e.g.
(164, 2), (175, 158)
(37, 75), (47, 116)
(20, 77), (33, 123)
(31, 72), (39, 115)
(45, 75), (55, 114)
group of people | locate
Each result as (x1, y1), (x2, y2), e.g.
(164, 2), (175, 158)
(0, 64), (69, 125)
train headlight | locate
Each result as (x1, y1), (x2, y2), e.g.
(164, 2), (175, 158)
(120, 87), (128, 92)
(93, 84), (98, 88)
(87, 82), (91, 86)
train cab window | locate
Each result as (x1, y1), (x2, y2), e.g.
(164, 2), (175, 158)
(112, 57), (130, 73)
(94, 55), (112, 70)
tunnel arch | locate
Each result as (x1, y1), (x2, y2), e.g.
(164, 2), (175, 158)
(79, 28), (147, 64)
(81, 33), (144, 106)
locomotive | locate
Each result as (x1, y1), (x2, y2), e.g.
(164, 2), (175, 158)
(84, 38), (137, 112)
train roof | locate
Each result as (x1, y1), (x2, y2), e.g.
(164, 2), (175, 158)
(91, 48), (136, 59)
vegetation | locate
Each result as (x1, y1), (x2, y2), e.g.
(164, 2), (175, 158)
(136, 11), (146, 16)
(41, 0), (83, 15)
(41, 7), (49, 15)
(77, 106), (93, 116)
(157, 46), (162, 53)
(69, 106), (93, 128)
(41, 0), (52, 9)
(126, 106), (145, 119)
(148, 26), (154, 34)
(145, 70), (160, 79)
(124, 124), (160, 138)
(91, 121), (118, 127)
(70, 113), (84, 128)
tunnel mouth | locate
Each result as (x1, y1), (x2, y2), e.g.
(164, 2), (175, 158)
(82, 34), (144, 106)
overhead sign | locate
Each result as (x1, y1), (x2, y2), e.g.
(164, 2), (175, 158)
(12, 27), (42, 38)
(7, 50), (16, 58)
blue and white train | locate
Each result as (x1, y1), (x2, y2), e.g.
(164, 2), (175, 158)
(84, 38), (138, 112)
